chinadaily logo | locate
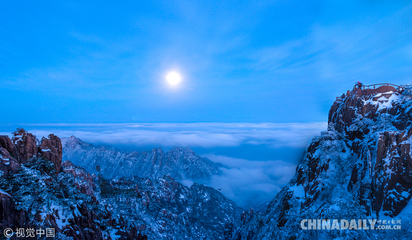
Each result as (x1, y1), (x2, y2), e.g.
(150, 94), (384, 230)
(300, 219), (402, 230)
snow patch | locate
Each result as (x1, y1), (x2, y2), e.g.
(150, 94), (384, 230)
(289, 185), (305, 198)
(329, 204), (341, 211)
(0, 189), (11, 197)
(364, 93), (400, 111)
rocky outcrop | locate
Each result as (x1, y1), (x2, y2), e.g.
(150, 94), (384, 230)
(0, 135), (17, 158)
(0, 190), (24, 228)
(0, 148), (20, 175)
(62, 161), (96, 195)
(328, 85), (406, 135)
(0, 130), (64, 175)
(233, 84), (412, 239)
(12, 128), (38, 163)
(327, 85), (412, 217)
(0, 134), (21, 176)
(371, 131), (412, 216)
(0, 155), (149, 240)
(39, 134), (63, 174)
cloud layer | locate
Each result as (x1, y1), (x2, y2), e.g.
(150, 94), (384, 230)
(3, 122), (327, 149)
(204, 154), (297, 208)
(1, 122), (324, 208)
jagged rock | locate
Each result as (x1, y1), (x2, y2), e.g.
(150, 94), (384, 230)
(99, 175), (243, 239)
(12, 128), (38, 163)
(39, 134), (63, 174)
(0, 135), (18, 158)
(234, 84), (412, 239)
(329, 85), (404, 135)
(0, 148), (21, 174)
(62, 161), (96, 196)
(61, 136), (222, 181)
(0, 189), (29, 232)
(0, 190), (16, 225)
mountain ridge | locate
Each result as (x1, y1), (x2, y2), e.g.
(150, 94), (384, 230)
(62, 136), (223, 182)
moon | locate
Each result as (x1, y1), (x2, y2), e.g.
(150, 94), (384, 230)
(166, 71), (182, 85)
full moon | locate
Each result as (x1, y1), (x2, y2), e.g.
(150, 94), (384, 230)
(166, 71), (182, 85)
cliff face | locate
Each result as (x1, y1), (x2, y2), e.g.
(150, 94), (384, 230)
(233, 85), (412, 239)
(1, 129), (63, 176)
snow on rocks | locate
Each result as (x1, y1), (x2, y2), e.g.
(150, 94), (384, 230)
(233, 85), (412, 239)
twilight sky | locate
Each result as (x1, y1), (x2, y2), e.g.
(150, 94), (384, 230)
(1, 0), (411, 123)
(1, 1), (412, 208)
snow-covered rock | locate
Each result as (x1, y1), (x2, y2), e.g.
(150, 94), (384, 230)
(233, 85), (412, 239)
(99, 174), (243, 239)
(0, 131), (242, 239)
(61, 136), (222, 181)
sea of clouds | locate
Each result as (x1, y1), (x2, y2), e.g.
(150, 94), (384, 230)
(0, 122), (327, 208)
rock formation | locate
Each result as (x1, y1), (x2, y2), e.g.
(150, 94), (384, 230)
(39, 134), (63, 174)
(232, 84), (412, 239)
(12, 128), (38, 163)
(0, 130), (241, 239)
(61, 136), (222, 181)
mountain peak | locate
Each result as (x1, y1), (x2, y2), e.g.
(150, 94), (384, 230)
(62, 138), (221, 181)
(329, 84), (406, 135)
(62, 135), (90, 148)
(233, 84), (412, 239)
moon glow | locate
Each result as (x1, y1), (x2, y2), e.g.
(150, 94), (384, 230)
(166, 71), (182, 85)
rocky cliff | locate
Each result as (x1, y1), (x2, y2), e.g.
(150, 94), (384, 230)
(1, 129), (62, 176)
(232, 84), (412, 239)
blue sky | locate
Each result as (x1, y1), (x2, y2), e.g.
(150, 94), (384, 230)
(1, 0), (411, 123)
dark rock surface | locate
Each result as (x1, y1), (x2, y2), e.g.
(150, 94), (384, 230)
(0, 147), (20, 175)
(0, 135), (17, 157)
(12, 129), (38, 163)
(39, 134), (63, 174)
